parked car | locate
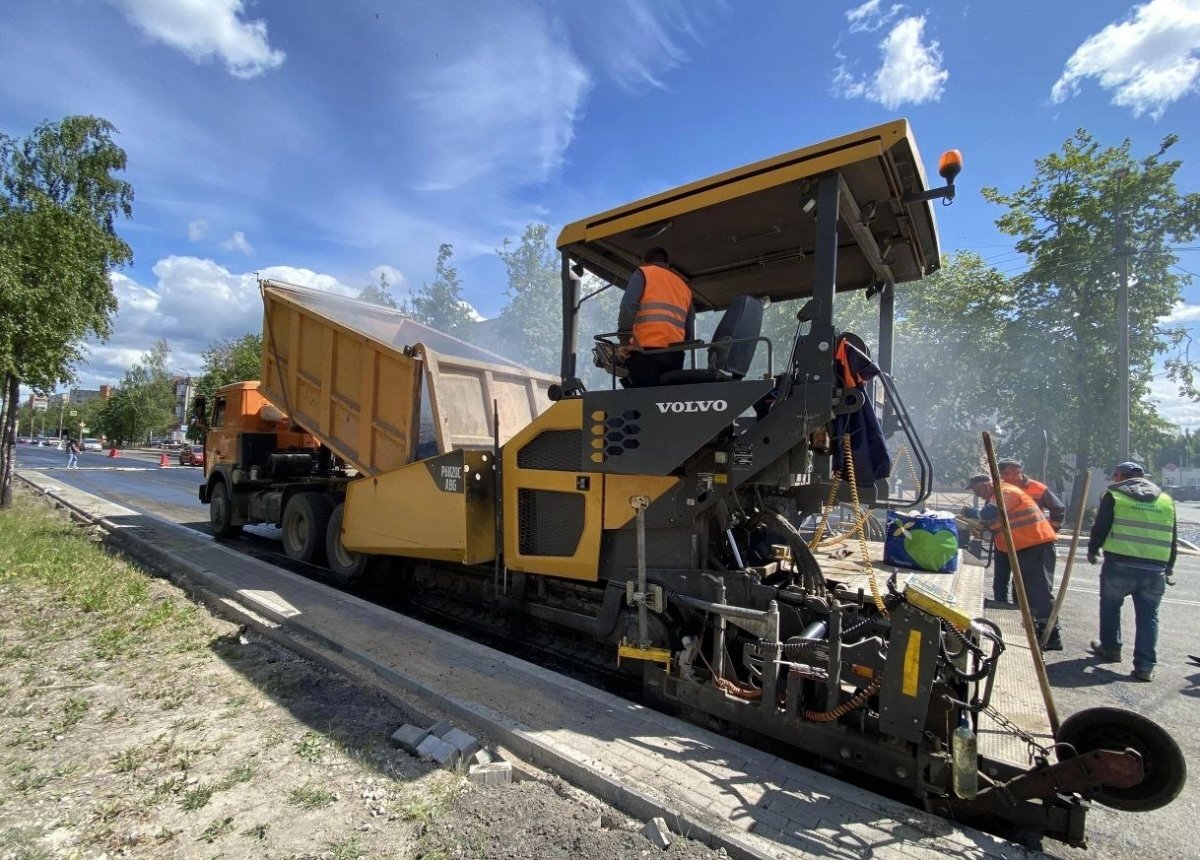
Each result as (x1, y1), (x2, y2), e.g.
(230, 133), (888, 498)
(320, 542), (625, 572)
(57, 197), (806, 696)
(17, 436), (31, 444)
(180, 445), (205, 467)
(81, 438), (103, 452)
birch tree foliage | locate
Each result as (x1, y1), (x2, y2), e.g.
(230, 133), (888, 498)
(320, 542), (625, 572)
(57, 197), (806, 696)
(0, 116), (133, 506)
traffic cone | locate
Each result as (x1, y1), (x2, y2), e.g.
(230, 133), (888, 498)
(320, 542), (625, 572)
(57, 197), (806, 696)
(159, 451), (170, 467)
(108, 446), (117, 459)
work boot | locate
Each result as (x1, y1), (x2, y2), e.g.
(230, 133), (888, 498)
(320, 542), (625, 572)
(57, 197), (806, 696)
(1132, 668), (1155, 682)
(1089, 640), (1121, 662)
(1040, 631), (1064, 652)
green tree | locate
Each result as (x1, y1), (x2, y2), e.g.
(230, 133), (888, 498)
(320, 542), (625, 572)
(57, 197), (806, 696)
(101, 340), (175, 446)
(193, 333), (262, 404)
(891, 252), (1015, 484)
(494, 224), (561, 373)
(982, 130), (1200, 508)
(411, 244), (475, 335)
(0, 115), (133, 505)
(358, 271), (402, 311)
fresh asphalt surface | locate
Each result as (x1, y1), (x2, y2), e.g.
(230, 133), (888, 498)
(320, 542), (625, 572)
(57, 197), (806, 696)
(11, 443), (1199, 860)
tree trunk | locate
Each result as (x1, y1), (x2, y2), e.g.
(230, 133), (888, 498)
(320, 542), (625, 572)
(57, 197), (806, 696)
(1, 373), (18, 508)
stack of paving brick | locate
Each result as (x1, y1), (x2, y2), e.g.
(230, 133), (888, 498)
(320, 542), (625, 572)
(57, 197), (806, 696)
(390, 720), (512, 785)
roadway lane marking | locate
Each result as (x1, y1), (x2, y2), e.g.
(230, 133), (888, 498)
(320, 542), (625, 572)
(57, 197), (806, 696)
(1065, 586), (1200, 608)
(19, 466), (157, 472)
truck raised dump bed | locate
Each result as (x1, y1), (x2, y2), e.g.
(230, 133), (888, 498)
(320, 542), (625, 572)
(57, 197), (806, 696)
(197, 119), (1185, 846)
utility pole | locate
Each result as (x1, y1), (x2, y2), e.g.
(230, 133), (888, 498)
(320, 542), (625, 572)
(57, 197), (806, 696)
(1114, 168), (1131, 463)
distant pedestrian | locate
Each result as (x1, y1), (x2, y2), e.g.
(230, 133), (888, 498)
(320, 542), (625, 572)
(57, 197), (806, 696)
(1086, 461), (1176, 682)
(66, 438), (80, 469)
(966, 474), (1062, 650)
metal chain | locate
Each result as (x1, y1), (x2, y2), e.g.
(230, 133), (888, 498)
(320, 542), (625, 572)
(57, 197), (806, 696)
(981, 702), (1052, 764)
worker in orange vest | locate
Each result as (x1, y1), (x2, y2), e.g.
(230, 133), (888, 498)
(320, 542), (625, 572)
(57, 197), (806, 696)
(992, 458), (1065, 603)
(617, 247), (694, 388)
(998, 458), (1065, 529)
(966, 474), (1062, 650)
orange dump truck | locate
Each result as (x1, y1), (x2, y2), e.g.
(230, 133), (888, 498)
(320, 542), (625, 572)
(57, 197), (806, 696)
(196, 280), (555, 581)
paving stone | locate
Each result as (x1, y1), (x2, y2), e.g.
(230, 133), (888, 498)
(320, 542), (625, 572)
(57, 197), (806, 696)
(473, 748), (494, 766)
(416, 734), (460, 769)
(642, 816), (673, 850)
(468, 762), (513, 786)
(427, 720), (454, 739)
(441, 727), (480, 761)
(389, 723), (429, 754)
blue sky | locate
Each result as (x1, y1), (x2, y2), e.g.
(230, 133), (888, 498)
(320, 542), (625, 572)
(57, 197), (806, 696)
(3, 0), (1199, 423)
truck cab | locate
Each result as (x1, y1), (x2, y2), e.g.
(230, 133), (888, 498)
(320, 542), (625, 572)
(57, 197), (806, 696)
(202, 381), (316, 479)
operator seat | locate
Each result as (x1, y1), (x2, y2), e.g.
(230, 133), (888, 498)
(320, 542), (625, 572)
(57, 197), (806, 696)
(659, 294), (763, 385)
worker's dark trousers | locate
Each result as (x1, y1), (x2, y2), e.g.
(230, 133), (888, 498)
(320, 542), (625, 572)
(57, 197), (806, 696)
(992, 552), (1013, 603)
(1014, 541), (1060, 641)
(624, 349), (684, 388)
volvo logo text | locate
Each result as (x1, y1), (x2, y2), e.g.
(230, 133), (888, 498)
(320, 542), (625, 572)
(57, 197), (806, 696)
(655, 400), (728, 414)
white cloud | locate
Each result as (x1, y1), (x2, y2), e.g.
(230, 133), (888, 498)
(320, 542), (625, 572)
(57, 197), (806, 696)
(1150, 374), (1200, 429)
(108, 0), (285, 79)
(187, 219), (208, 241)
(221, 230), (254, 256)
(846, 0), (904, 34)
(74, 258), (360, 389)
(407, 8), (591, 192)
(1161, 301), (1200, 323)
(833, 15), (948, 109)
(458, 300), (486, 323)
(1051, 0), (1200, 119)
(368, 265), (407, 291)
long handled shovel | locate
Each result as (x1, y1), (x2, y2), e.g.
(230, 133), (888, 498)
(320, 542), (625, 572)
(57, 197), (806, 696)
(1041, 472), (1091, 648)
(983, 432), (1060, 735)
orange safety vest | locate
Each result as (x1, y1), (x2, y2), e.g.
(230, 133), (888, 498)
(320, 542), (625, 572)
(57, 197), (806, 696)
(632, 265), (691, 349)
(986, 484), (1057, 552)
(1021, 477), (1048, 504)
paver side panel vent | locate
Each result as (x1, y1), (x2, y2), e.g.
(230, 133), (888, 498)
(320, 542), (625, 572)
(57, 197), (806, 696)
(518, 489), (584, 556)
(516, 430), (582, 471)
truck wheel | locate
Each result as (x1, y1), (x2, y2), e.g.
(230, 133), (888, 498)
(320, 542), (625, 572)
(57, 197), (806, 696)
(326, 503), (370, 585)
(282, 493), (333, 564)
(209, 481), (242, 539)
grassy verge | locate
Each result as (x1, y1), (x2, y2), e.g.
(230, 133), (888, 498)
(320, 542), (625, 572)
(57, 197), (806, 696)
(0, 488), (453, 859)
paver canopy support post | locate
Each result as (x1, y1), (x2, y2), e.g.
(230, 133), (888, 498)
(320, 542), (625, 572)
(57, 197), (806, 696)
(983, 431), (1060, 735)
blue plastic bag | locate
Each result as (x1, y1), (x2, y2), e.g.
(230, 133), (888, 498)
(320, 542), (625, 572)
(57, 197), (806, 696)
(884, 510), (959, 573)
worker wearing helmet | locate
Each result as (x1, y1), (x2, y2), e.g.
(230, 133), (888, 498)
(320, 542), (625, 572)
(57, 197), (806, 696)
(966, 474), (1062, 650)
(1086, 462), (1176, 682)
(617, 247), (695, 388)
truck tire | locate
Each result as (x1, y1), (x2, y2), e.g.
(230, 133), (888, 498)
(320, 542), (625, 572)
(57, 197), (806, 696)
(325, 503), (370, 585)
(209, 481), (242, 539)
(282, 493), (333, 564)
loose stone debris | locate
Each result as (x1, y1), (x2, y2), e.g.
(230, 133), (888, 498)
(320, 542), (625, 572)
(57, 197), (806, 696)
(642, 816), (674, 850)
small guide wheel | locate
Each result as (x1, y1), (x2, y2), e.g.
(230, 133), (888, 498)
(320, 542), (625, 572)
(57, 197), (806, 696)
(1056, 706), (1186, 812)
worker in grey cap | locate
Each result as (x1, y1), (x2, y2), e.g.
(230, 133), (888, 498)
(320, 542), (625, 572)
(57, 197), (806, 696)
(1086, 462), (1177, 682)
